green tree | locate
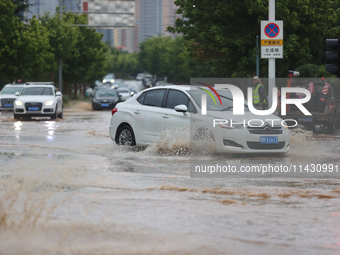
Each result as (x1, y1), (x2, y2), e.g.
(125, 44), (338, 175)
(108, 48), (140, 79)
(168, 0), (340, 77)
(23, 17), (54, 81)
(40, 10), (79, 85)
(13, 0), (32, 21)
(0, 0), (30, 84)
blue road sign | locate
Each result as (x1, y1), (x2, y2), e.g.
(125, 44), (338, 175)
(264, 23), (280, 38)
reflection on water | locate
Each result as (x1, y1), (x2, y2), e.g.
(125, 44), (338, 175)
(45, 121), (57, 142)
(14, 121), (22, 140)
(1, 109), (340, 254)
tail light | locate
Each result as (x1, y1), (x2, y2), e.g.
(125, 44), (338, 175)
(329, 103), (334, 113)
(111, 108), (118, 116)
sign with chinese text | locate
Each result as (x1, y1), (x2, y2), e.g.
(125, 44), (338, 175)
(261, 21), (283, 59)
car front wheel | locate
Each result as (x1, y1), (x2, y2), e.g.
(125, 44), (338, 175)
(116, 125), (136, 146)
(51, 108), (57, 120)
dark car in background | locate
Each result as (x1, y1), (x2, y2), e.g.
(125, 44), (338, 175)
(92, 89), (120, 110)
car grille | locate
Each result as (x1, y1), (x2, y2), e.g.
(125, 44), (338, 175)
(247, 142), (285, 150)
(1, 98), (16, 107)
(247, 124), (283, 134)
(25, 102), (43, 111)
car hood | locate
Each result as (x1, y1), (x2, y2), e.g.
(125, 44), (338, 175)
(0, 94), (18, 99)
(95, 96), (118, 100)
(118, 92), (130, 96)
(17, 96), (56, 102)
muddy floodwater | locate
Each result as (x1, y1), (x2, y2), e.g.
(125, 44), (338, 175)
(0, 98), (340, 254)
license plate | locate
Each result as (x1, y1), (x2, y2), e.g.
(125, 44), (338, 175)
(260, 136), (278, 144)
(298, 117), (313, 122)
(101, 103), (109, 107)
(28, 107), (39, 111)
(4, 104), (12, 107)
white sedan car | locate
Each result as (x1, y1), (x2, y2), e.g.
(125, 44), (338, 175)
(14, 83), (63, 120)
(117, 87), (134, 101)
(109, 85), (290, 154)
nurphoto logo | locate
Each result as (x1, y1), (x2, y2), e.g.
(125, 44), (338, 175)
(198, 83), (312, 128)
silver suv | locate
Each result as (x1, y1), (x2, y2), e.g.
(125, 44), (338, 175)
(0, 83), (25, 111)
(13, 82), (63, 120)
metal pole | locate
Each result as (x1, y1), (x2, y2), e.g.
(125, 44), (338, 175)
(58, 0), (62, 92)
(268, 0), (275, 109)
(256, 35), (259, 77)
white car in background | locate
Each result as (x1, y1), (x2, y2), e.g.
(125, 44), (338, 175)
(102, 73), (115, 84)
(136, 73), (145, 81)
(117, 87), (134, 101)
(14, 82), (63, 120)
(0, 83), (25, 111)
(109, 85), (291, 154)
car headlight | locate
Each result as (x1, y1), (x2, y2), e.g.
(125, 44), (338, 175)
(93, 98), (97, 103)
(111, 79), (115, 83)
(45, 101), (54, 106)
(15, 101), (23, 106)
(103, 79), (107, 83)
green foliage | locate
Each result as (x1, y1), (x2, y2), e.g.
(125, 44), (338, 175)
(168, 0), (340, 77)
(295, 64), (335, 78)
(0, 0), (25, 83)
(0, 3), (109, 94)
(138, 36), (219, 83)
(108, 49), (140, 79)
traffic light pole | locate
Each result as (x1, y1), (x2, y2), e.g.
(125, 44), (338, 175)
(268, 0), (275, 109)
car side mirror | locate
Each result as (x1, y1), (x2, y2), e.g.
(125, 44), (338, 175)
(15, 92), (20, 96)
(56, 91), (62, 96)
(174, 104), (188, 113)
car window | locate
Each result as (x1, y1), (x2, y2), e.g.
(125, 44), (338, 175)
(188, 89), (249, 111)
(96, 90), (117, 97)
(166, 90), (190, 109)
(22, 87), (53, 96)
(137, 93), (146, 104)
(143, 89), (166, 107)
(104, 73), (115, 79)
(1, 86), (24, 94)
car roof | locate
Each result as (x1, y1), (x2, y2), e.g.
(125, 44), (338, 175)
(4, 83), (25, 87)
(142, 85), (190, 92)
(24, 85), (55, 88)
(96, 89), (117, 93)
(25, 82), (54, 85)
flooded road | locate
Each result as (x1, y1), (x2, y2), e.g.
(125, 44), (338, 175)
(0, 99), (340, 254)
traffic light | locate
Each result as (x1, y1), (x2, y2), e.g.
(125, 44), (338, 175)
(325, 39), (340, 77)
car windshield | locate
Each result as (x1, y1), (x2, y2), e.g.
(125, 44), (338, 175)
(1, 86), (24, 94)
(21, 87), (54, 96)
(96, 90), (117, 97)
(118, 89), (129, 93)
(104, 73), (114, 79)
(188, 88), (249, 111)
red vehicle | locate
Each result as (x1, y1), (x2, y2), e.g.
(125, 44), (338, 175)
(280, 79), (340, 134)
